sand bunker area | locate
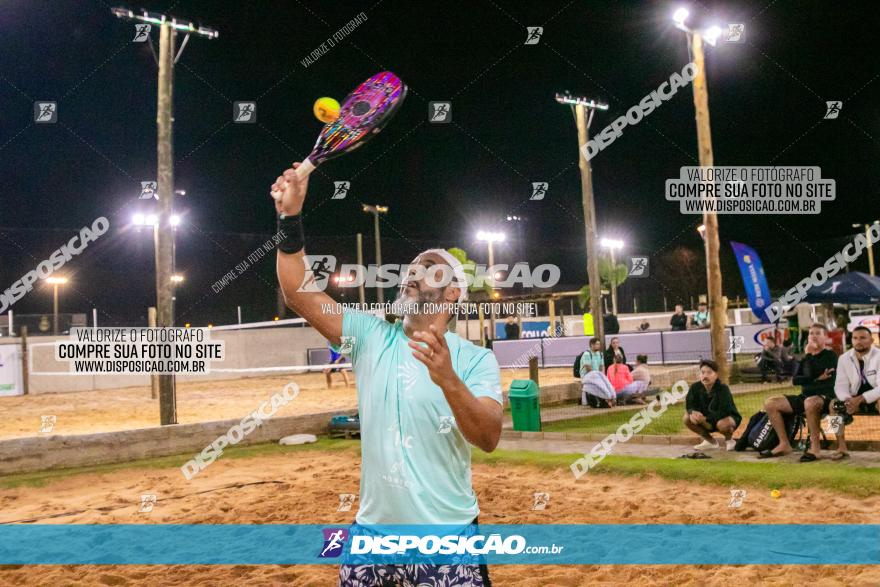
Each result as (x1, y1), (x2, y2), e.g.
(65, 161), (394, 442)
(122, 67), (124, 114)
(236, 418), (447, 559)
(1, 443), (879, 586)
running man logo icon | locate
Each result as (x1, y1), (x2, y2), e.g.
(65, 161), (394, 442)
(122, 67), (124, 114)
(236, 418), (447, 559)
(437, 415), (455, 434)
(824, 101), (842, 119)
(429, 101), (452, 123)
(132, 24), (151, 42)
(297, 255), (337, 292)
(627, 256), (649, 277)
(319, 528), (349, 558)
(233, 101), (257, 123)
(332, 181), (350, 200)
(532, 492), (550, 510)
(339, 336), (356, 355)
(824, 415), (844, 434)
(728, 489), (747, 508)
(39, 415), (56, 433)
(728, 336), (744, 354)
(725, 23), (744, 42)
(530, 182), (548, 201)
(34, 102), (57, 123)
(140, 181), (158, 200)
(337, 493), (357, 512)
(524, 27), (543, 45)
(139, 494), (157, 513)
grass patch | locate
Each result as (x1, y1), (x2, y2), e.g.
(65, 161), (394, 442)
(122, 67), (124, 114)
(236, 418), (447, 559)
(474, 448), (880, 497)
(542, 386), (797, 434)
(0, 438), (359, 490)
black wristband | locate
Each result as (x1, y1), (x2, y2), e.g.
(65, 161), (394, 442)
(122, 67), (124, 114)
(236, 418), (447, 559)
(277, 213), (305, 254)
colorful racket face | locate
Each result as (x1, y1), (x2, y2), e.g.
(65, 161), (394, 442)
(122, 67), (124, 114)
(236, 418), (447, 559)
(308, 71), (407, 166)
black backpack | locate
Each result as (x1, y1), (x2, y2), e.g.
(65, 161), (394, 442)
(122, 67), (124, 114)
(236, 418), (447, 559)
(735, 410), (804, 452)
(573, 353), (583, 378)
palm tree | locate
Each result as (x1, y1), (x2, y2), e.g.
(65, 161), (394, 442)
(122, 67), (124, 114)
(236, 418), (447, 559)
(578, 255), (628, 311)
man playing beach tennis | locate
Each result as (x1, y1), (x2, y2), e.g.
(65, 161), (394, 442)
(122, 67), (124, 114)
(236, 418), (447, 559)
(271, 163), (502, 586)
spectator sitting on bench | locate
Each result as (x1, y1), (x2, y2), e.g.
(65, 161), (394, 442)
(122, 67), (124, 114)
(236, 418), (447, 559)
(830, 325), (880, 461)
(607, 354), (646, 404)
(580, 337), (615, 409)
(759, 337), (785, 383)
(604, 337), (628, 370)
(760, 324), (837, 461)
(683, 360), (742, 451)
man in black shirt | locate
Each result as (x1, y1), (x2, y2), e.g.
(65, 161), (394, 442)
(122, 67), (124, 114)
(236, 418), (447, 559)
(670, 304), (688, 331)
(760, 324), (837, 460)
(503, 316), (520, 340)
(683, 360), (742, 451)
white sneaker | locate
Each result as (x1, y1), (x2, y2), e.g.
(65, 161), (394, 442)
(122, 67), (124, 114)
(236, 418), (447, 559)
(726, 439), (736, 451)
(694, 439), (720, 450)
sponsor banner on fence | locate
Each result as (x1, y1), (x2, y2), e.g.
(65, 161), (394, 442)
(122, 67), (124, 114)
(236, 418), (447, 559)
(0, 344), (22, 396)
(0, 524), (878, 565)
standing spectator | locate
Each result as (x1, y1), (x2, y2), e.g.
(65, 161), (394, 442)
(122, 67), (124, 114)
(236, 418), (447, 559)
(603, 337), (628, 369)
(691, 303), (710, 329)
(670, 304), (688, 331)
(759, 338), (785, 383)
(323, 344), (350, 389)
(604, 313), (620, 335)
(504, 316), (520, 340)
(683, 360), (742, 451)
(830, 326), (880, 461)
(759, 324), (837, 461)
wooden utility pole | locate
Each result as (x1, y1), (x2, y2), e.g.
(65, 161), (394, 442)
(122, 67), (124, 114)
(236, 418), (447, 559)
(148, 306), (159, 400)
(155, 22), (178, 425)
(574, 103), (605, 348)
(690, 32), (728, 383)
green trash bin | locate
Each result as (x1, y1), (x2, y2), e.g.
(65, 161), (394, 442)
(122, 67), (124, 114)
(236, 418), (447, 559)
(508, 379), (541, 432)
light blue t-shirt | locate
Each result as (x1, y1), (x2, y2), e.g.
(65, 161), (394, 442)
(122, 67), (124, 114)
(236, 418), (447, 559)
(342, 310), (503, 525)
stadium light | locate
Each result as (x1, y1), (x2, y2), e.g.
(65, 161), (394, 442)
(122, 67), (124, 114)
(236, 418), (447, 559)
(476, 231), (505, 243)
(703, 25), (723, 46)
(45, 276), (68, 335)
(170, 214), (181, 227)
(170, 274), (184, 283)
(673, 8), (689, 26)
(600, 238), (624, 250)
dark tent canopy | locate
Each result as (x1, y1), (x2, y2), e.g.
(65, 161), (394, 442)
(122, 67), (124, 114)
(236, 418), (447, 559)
(803, 271), (880, 304)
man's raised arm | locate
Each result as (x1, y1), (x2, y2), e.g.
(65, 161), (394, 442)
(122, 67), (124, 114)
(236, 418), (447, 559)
(272, 163), (342, 345)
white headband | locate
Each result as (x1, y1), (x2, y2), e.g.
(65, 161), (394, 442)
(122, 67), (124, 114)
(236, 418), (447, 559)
(411, 248), (469, 304)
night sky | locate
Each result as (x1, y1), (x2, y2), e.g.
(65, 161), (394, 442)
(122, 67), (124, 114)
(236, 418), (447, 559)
(1, 0), (878, 329)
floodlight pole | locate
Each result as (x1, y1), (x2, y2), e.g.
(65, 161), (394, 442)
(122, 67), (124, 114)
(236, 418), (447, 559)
(689, 32), (729, 383)
(557, 93), (608, 348)
(112, 8), (218, 425)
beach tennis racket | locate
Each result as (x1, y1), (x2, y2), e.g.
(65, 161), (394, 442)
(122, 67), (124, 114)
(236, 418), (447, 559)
(271, 71), (407, 199)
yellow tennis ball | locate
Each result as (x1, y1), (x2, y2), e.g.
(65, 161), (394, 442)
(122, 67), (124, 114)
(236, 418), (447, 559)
(770, 489), (781, 499)
(313, 97), (340, 124)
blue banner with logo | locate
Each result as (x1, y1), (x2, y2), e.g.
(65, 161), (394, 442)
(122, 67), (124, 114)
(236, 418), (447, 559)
(1, 524), (878, 565)
(730, 241), (772, 323)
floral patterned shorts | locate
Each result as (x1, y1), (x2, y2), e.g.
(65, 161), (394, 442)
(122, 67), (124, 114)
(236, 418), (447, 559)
(338, 563), (491, 586)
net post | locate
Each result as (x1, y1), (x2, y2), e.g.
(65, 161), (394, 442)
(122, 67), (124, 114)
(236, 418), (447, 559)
(20, 326), (29, 396)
